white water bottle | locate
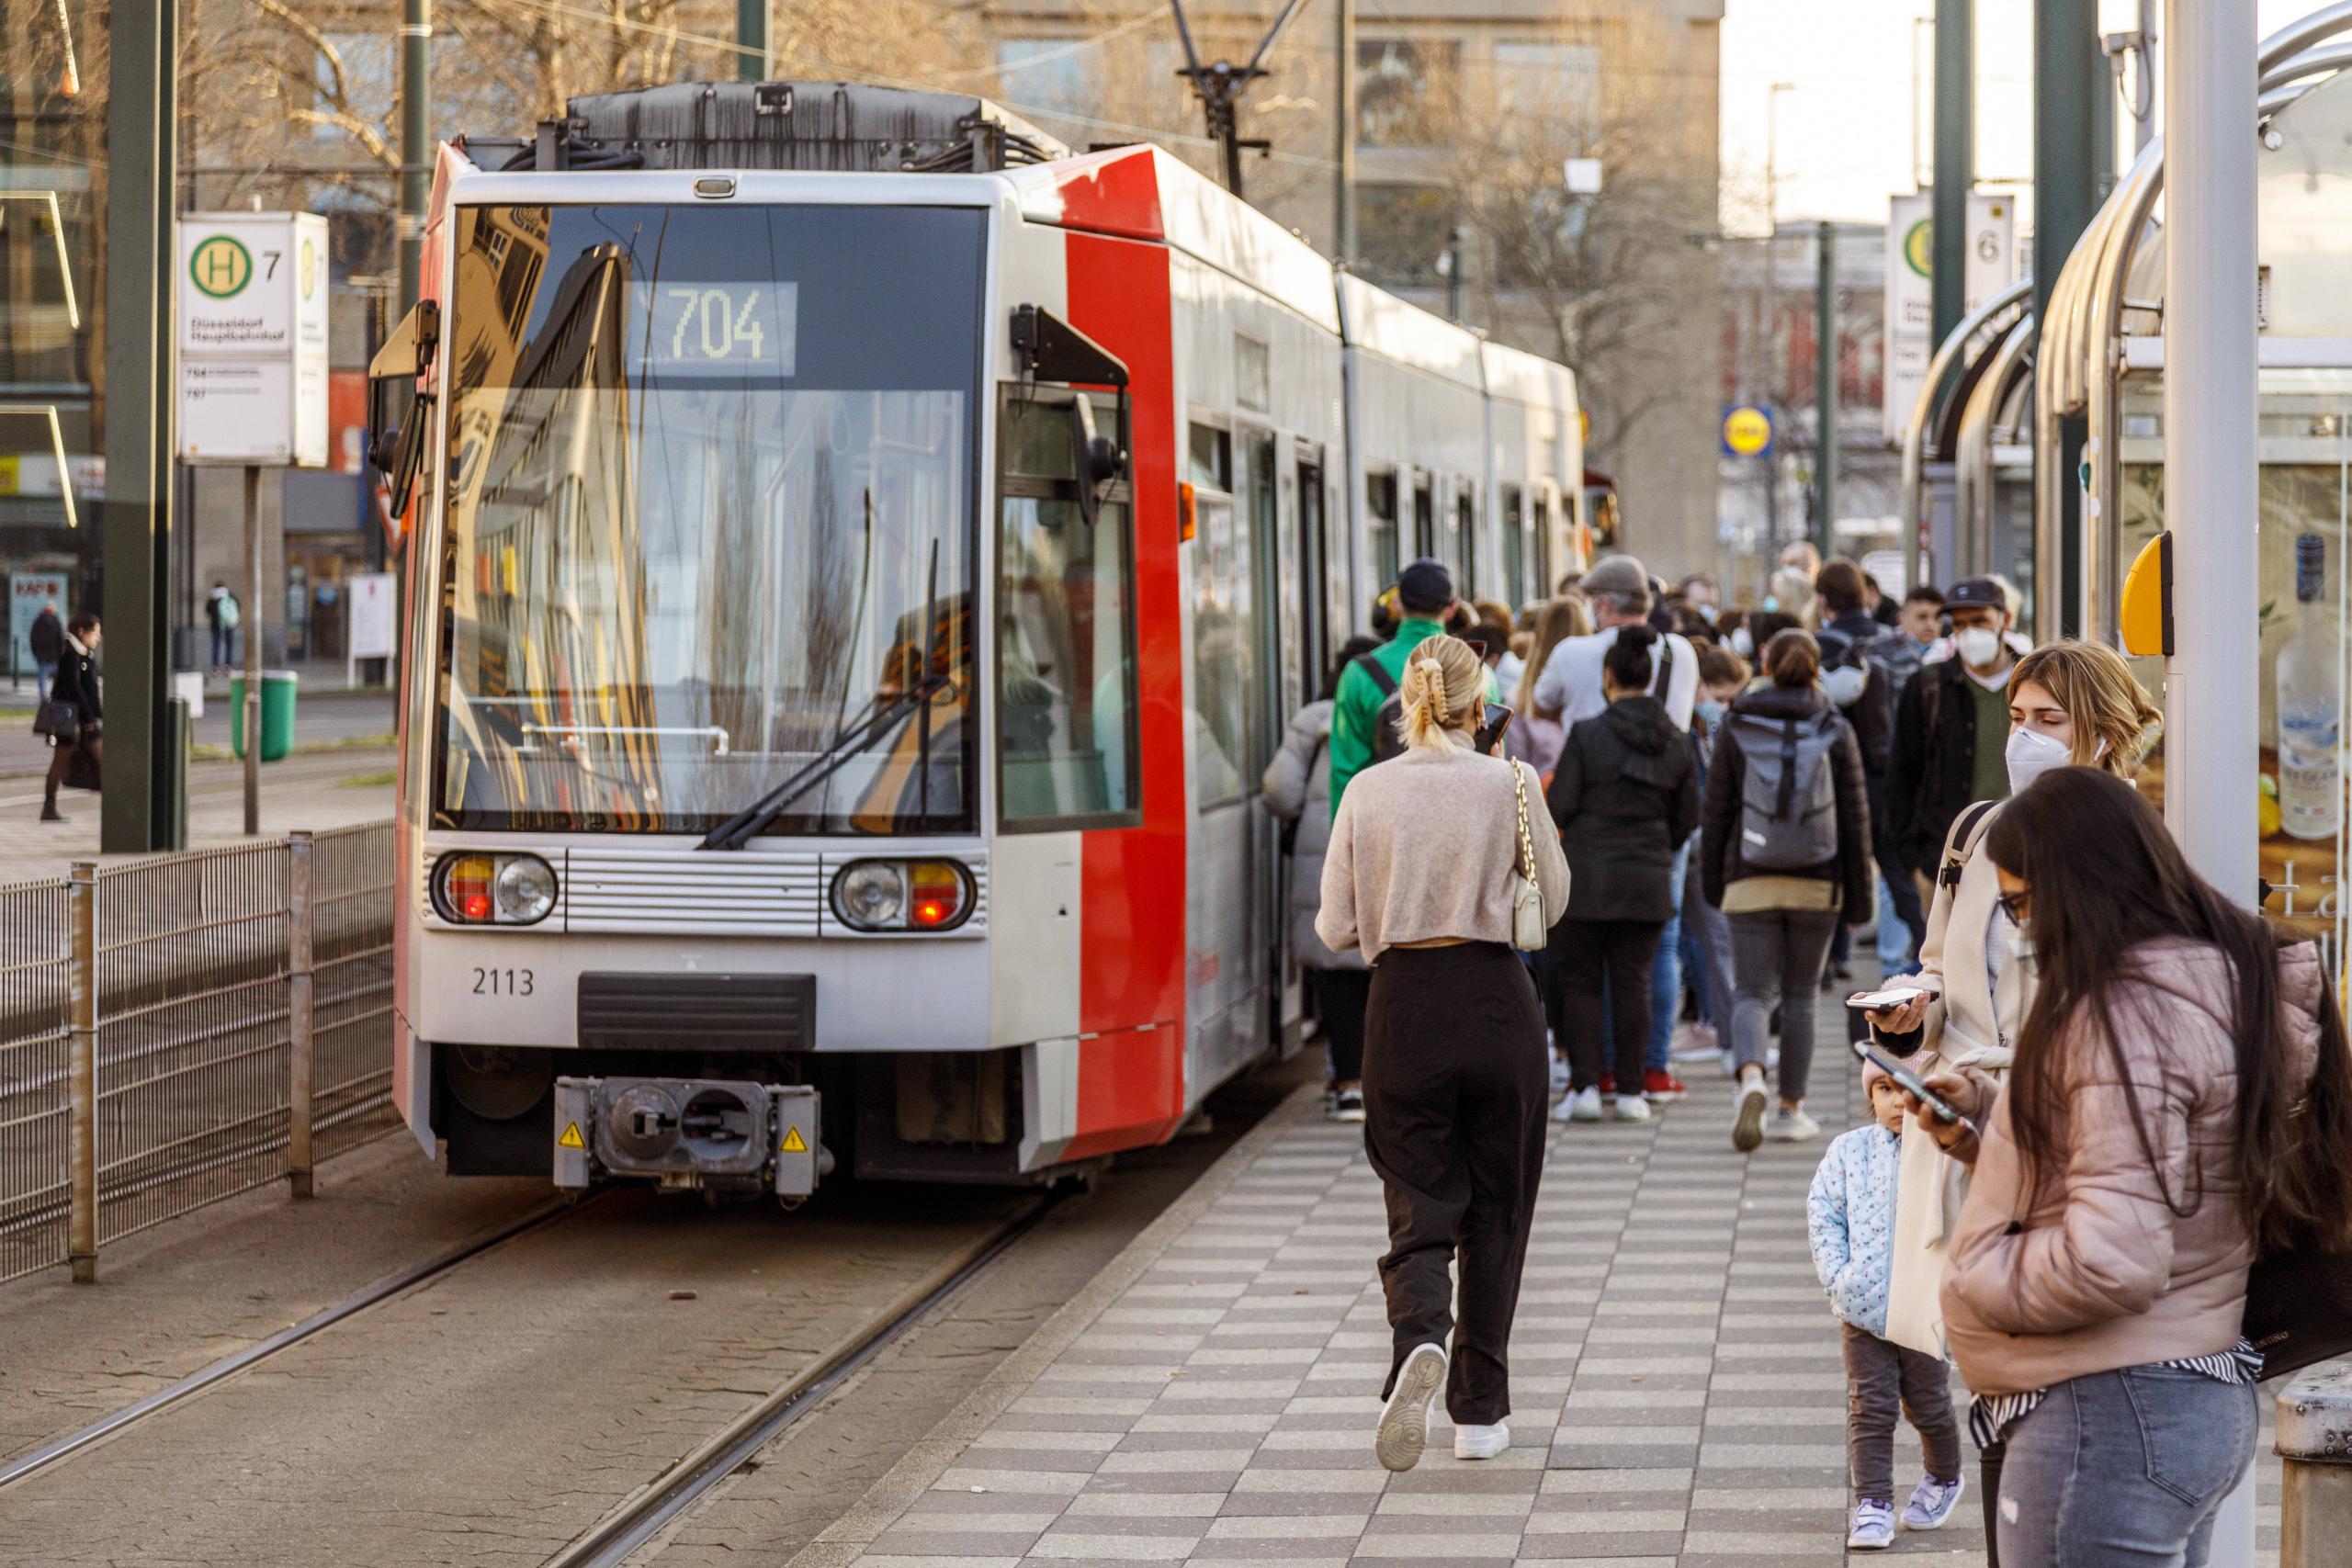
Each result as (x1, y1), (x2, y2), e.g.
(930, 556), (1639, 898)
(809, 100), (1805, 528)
(2276, 531), (2342, 840)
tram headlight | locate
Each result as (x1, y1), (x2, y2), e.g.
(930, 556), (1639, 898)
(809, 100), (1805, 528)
(831, 859), (973, 932)
(432, 852), (559, 926)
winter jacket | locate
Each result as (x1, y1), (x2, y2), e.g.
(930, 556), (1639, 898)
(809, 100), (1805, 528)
(1261, 700), (1365, 973)
(1697, 682), (1873, 914)
(27, 609), (62, 665)
(1873, 799), (2028, 1357)
(1328, 615), (1447, 814)
(49, 635), (101, 728)
(1887, 653), (2010, 880)
(1808, 1122), (1905, 1337)
(1941, 937), (2324, 1397)
(1544, 694), (1698, 924)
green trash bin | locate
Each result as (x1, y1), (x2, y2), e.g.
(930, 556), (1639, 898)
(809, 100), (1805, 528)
(230, 671), (299, 762)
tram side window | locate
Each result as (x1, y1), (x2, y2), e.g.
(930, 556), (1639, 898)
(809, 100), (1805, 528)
(1366, 470), (1399, 594)
(999, 396), (1139, 829)
(1501, 484), (1525, 608)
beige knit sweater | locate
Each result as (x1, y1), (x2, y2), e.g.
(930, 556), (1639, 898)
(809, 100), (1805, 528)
(1316, 735), (1571, 963)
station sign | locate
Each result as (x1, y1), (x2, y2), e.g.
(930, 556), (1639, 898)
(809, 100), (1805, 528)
(175, 212), (331, 468)
(1882, 191), (2015, 446)
(1721, 404), (1774, 458)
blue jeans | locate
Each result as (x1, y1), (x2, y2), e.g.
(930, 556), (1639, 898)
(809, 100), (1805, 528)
(1874, 871), (1914, 974)
(1997, 1365), (2256, 1567)
(1644, 835), (1692, 1073)
(34, 660), (54, 704)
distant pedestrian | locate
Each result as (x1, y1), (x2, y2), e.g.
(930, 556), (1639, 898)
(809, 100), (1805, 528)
(206, 581), (241, 676)
(40, 612), (101, 823)
(1808, 1057), (1966, 1551)
(1544, 626), (1698, 1123)
(28, 601), (62, 704)
(1318, 634), (1570, 1472)
(1329, 559), (1457, 812)
(1701, 629), (1873, 1149)
(1908, 766), (2352, 1568)
(1680, 644), (1750, 1068)
(1886, 576), (2018, 890)
(1815, 560), (1913, 990)
(1505, 596), (1589, 780)
(1264, 636), (1383, 1122)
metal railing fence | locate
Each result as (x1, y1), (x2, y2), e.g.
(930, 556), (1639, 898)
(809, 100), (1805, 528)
(0, 823), (398, 1284)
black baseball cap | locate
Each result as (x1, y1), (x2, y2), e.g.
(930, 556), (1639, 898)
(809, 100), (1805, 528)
(1947, 576), (2007, 611)
(1396, 558), (1455, 615)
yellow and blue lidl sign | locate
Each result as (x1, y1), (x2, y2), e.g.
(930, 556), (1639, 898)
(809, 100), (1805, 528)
(1722, 404), (1774, 458)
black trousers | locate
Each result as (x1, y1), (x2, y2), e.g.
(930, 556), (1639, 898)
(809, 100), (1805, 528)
(1316, 966), (1370, 1082)
(1363, 942), (1547, 1426)
(1550, 917), (1664, 1093)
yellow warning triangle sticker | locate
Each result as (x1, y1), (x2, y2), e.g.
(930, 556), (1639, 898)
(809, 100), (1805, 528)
(779, 1126), (808, 1155)
(558, 1122), (585, 1150)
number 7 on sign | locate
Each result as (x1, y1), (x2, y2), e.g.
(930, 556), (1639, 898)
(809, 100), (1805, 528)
(667, 288), (701, 358)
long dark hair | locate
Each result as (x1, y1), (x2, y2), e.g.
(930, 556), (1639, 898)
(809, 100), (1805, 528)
(1602, 624), (1657, 691)
(1985, 767), (2352, 1249)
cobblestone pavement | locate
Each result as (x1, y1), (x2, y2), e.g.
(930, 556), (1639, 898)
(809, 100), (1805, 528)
(795, 1012), (2286, 1568)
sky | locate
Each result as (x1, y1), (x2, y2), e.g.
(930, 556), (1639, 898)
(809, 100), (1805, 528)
(1719, 0), (2320, 231)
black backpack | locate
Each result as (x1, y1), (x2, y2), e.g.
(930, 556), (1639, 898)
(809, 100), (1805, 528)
(1354, 655), (1410, 764)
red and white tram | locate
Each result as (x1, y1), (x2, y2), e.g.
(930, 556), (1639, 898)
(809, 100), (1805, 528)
(371, 83), (1586, 1196)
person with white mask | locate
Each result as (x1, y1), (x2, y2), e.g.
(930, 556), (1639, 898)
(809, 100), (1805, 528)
(1885, 578), (2019, 899)
(1855, 638), (2160, 1565)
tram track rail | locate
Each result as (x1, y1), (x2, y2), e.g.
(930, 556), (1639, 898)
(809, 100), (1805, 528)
(541, 1190), (1059, 1568)
(0, 1193), (583, 1490)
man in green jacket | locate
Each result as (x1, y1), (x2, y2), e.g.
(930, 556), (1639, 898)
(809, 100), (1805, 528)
(1329, 558), (1458, 815)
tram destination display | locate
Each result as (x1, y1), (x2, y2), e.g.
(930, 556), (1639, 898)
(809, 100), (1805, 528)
(637, 281), (797, 375)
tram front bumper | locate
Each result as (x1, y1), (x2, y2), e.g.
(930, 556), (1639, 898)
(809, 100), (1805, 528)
(551, 1076), (829, 1198)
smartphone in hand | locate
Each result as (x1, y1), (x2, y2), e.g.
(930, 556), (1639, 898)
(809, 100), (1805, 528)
(1845, 986), (1926, 1012)
(1848, 1038), (1978, 1134)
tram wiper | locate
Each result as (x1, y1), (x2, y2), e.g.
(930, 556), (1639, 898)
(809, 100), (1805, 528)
(697, 543), (950, 852)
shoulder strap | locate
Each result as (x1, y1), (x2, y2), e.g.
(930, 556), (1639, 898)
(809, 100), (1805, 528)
(1939, 798), (2001, 889)
(1353, 652), (1397, 698)
(1656, 633), (1675, 694)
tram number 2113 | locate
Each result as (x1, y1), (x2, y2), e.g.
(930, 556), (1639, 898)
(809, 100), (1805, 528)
(646, 283), (797, 374)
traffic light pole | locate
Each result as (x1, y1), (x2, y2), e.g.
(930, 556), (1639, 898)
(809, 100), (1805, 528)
(1815, 221), (1838, 562)
(399, 0), (431, 317)
(2035, 0), (2103, 637)
(1930, 0), (1971, 348)
(739, 0), (766, 79)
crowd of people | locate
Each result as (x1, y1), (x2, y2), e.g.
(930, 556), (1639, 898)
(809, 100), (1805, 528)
(1272, 543), (2352, 1568)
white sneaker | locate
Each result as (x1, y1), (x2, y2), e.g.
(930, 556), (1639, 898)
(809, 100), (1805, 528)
(1765, 1106), (1821, 1143)
(1330, 1088), (1365, 1123)
(1611, 1094), (1652, 1122)
(1902, 1472), (1965, 1530)
(1731, 1076), (1770, 1153)
(1548, 1055), (1570, 1095)
(1375, 1342), (1447, 1472)
(1848, 1500), (1896, 1551)
(1554, 1086), (1603, 1122)
(1453, 1421), (1510, 1460)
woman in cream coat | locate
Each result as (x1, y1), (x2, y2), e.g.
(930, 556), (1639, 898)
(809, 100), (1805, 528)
(1857, 639), (2157, 1560)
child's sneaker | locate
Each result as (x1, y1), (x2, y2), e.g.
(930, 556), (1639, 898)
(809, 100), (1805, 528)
(1847, 1500), (1896, 1551)
(1901, 1472), (1965, 1530)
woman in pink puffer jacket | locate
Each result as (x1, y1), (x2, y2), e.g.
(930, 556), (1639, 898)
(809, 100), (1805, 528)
(1905, 766), (2352, 1568)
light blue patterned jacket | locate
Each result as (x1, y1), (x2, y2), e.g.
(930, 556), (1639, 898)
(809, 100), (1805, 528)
(1807, 1122), (1904, 1337)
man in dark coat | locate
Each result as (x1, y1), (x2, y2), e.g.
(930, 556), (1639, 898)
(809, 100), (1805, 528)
(28, 603), (62, 704)
(1885, 576), (2018, 885)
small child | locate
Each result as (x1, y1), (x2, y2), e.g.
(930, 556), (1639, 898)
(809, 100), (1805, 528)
(1806, 1059), (1966, 1551)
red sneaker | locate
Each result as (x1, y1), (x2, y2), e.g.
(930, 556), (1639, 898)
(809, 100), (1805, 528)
(1598, 1074), (1616, 1098)
(1643, 1069), (1687, 1103)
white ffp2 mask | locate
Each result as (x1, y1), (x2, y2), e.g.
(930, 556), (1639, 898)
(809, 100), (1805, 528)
(2005, 726), (2072, 795)
(1955, 626), (2003, 669)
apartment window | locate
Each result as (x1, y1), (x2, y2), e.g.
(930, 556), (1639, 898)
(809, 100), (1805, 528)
(1356, 185), (1453, 289)
(1356, 40), (1457, 149)
(1492, 42), (1600, 125)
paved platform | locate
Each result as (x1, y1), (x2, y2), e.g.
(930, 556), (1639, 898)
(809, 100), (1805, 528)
(796, 1013), (2286, 1568)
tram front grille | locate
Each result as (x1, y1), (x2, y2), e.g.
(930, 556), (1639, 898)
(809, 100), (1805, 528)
(577, 973), (816, 1053)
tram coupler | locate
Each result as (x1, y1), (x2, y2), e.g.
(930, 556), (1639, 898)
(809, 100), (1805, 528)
(550, 1076), (828, 1198)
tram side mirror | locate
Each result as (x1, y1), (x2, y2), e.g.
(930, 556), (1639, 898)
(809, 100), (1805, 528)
(1071, 394), (1127, 530)
(367, 299), (442, 519)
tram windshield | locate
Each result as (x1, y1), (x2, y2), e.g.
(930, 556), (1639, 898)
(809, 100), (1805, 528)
(433, 203), (982, 835)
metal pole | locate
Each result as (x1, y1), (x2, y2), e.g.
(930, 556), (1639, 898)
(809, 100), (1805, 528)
(100, 0), (175, 855)
(738, 0), (765, 79)
(2039, 0), (2103, 637)
(399, 0), (432, 316)
(2135, 0), (2158, 152)
(243, 466), (262, 836)
(1815, 221), (1838, 562)
(1931, 0), (1973, 347)
(1335, 0), (1356, 263)
(67, 861), (96, 1282)
(2162, 0), (2257, 901)
(287, 831), (314, 1199)
(1445, 227), (1464, 321)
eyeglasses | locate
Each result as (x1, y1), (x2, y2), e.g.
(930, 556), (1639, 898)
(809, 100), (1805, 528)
(1996, 888), (2032, 925)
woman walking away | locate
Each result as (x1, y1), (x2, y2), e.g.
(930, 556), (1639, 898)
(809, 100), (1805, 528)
(1505, 595), (1589, 780)
(1906, 766), (2352, 1568)
(1682, 644), (1750, 1071)
(1319, 634), (1570, 1472)
(1544, 626), (1699, 1122)
(41, 612), (102, 824)
(1265, 636), (1384, 1122)
(1858, 639), (2160, 1562)
(1702, 628), (1872, 1149)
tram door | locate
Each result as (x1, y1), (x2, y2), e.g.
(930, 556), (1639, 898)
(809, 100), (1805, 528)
(1242, 430), (1285, 1053)
(1281, 446), (1330, 1039)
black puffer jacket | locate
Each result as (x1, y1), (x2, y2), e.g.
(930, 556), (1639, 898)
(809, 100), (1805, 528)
(1700, 682), (1872, 913)
(1544, 694), (1699, 923)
